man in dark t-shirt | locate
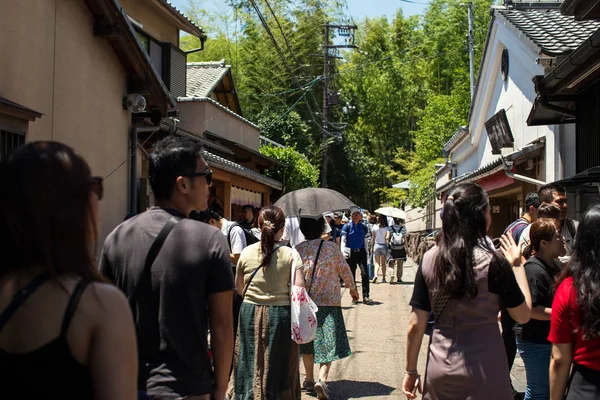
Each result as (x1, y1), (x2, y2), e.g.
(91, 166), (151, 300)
(100, 137), (234, 400)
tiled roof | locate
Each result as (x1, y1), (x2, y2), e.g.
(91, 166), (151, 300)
(0, 97), (42, 120)
(437, 139), (545, 193)
(497, 8), (600, 56)
(151, 0), (205, 37)
(202, 150), (282, 190)
(186, 61), (230, 98)
(507, 0), (562, 9)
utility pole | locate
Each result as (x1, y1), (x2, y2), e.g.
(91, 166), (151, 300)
(322, 23), (330, 188)
(468, 2), (475, 101)
(321, 22), (357, 188)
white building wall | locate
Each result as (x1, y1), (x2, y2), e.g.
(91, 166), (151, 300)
(449, 17), (564, 182)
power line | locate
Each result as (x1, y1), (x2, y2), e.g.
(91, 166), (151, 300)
(399, 0), (431, 5)
(237, 76), (320, 97)
(248, 0), (325, 132)
(263, 79), (319, 129)
(260, 0), (328, 130)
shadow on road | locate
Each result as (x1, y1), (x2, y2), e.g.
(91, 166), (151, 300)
(326, 380), (395, 398)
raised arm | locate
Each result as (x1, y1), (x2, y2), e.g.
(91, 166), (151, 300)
(499, 232), (532, 323)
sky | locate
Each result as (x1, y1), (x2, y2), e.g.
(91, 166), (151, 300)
(168, 0), (429, 23)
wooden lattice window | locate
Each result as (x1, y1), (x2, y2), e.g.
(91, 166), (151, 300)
(0, 130), (25, 162)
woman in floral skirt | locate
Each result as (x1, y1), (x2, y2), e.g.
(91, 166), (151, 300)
(295, 216), (359, 400)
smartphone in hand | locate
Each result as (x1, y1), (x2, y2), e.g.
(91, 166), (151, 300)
(412, 376), (421, 396)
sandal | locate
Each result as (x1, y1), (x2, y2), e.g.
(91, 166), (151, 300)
(302, 379), (315, 391)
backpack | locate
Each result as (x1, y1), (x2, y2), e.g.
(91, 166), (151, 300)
(343, 222), (366, 237)
(227, 222), (259, 250)
(389, 225), (405, 250)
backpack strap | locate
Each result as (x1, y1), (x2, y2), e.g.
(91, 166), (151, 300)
(226, 222), (240, 251)
(343, 223), (350, 235)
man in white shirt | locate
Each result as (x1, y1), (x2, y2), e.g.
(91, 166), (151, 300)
(197, 209), (247, 267)
(196, 208), (249, 336)
(281, 215), (331, 248)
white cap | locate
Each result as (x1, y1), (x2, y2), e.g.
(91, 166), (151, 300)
(323, 212), (335, 219)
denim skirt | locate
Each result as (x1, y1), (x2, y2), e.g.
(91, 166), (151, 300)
(373, 243), (388, 256)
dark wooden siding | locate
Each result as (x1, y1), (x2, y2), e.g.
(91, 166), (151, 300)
(163, 44), (186, 98)
(576, 79), (600, 173)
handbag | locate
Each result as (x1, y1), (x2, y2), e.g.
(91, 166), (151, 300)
(290, 241), (321, 344)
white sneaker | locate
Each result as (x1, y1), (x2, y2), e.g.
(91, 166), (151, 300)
(314, 380), (330, 400)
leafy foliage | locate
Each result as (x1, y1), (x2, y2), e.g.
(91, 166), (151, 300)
(260, 145), (319, 192)
(180, 0), (494, 210)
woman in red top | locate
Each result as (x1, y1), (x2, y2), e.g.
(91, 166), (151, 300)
(549, 204), (600, 400)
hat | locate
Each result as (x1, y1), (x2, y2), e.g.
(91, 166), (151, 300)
(323, 212), (335, 219)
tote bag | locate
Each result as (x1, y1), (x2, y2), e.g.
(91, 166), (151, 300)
(290, 242), (322, 344)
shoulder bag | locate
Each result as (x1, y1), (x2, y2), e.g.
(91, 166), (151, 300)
(290, 241), (320, 344)
(128, 216), (182, 322)
(241, 245), (283, 299)
(128, 215), (181, 396)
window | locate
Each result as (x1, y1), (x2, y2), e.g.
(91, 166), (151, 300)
(0, 130), (25, 161)
(137, 31), (150, 53)
(134, 28), (186, 97)
(135, 29), (163, 78)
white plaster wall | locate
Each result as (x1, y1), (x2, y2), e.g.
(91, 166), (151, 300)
(449, 17), (560, 182)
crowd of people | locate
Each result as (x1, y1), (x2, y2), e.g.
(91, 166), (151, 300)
(403, 182), (600, 400)
(0, 137), (598, 400)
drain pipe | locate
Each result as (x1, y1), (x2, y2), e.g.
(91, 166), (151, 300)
(504, 171), (547, 187)
(129, 124), (138, 214)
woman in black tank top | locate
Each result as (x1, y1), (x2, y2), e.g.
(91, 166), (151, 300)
(0, 142), (137, 399)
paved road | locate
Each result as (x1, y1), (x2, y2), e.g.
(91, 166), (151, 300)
(300, 258), (527, 399)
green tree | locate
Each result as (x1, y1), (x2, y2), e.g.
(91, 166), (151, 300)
(178, 0), (495, 207)
(260, 145), (319, 192)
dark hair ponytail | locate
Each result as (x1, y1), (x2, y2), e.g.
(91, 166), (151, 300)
(435, 183), (495, 299)
(258, 206), (286, 269)
(523, 244), (533, 260)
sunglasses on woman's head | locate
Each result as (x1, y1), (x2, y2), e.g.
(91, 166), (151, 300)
(91, 176), (104, 200)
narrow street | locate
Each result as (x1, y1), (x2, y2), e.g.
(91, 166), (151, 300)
(301, 258), (527, 399)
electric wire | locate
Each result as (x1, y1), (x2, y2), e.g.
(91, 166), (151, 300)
(247, 0), (326, 132)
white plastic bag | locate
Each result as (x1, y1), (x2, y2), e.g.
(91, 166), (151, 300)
(290, 267), (318, 344)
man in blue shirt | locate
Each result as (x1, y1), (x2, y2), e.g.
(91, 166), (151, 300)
(341, 210), (372, 304)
